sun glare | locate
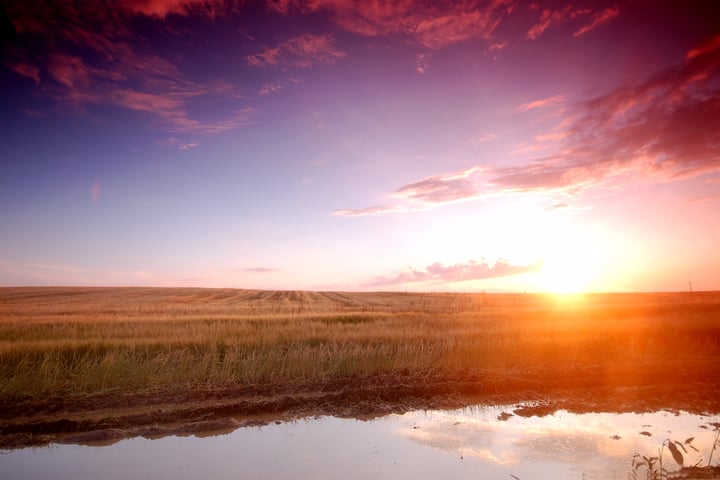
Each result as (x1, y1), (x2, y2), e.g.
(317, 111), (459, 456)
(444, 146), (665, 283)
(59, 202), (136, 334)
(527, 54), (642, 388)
(539, 252), (598, 294)
(533, 225), (606, 295)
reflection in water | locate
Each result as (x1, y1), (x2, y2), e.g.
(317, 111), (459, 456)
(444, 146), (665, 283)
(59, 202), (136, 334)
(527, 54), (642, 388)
(3, 406), (718, 480)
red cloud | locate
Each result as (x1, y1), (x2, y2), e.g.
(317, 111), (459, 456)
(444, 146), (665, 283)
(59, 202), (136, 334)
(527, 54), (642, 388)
(266, 0), (512, 50)
(247, 34), (346, 68)
(574, 6), (619, 37)
(122, 0), (237, 18)
(526, 5), (617, 40)
(687, 33), (720, 60)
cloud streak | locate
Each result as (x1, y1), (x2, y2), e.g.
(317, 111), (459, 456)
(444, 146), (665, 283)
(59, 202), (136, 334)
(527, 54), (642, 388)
(516, 94), (565, 112)
(574, 6), (619, 37)
(333, 167), (486, 217)
(369, 258), (543, 287)
(526, 4), (618, 40)
(247, 34), (346, 68)
(266, 0), (513, 50)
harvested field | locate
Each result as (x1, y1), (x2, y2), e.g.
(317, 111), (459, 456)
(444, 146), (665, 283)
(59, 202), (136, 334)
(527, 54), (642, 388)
(1, 287), (719, 448)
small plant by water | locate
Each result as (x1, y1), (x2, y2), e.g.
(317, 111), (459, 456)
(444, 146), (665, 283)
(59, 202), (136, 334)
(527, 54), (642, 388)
(626, 431), (720, 480)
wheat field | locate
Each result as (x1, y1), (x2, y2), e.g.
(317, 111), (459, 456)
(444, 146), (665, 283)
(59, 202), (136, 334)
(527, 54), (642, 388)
(2, 287), (719, 404)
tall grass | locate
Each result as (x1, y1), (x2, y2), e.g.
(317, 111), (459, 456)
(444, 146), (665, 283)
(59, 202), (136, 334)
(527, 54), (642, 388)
(1, 287), (719, 402)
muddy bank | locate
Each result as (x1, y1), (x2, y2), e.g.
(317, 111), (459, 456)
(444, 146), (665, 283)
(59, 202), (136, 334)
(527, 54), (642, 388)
(3, 368), (719, 450)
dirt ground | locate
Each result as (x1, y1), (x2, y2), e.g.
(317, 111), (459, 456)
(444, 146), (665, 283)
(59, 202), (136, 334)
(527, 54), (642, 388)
(2, 367), (719, 450)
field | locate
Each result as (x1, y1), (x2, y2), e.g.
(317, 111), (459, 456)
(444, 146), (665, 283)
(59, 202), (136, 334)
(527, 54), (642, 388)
(1, 287), (720, 448)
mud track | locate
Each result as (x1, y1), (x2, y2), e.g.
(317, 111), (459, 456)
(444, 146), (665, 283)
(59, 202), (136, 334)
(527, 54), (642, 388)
(3, 367), (719, 450)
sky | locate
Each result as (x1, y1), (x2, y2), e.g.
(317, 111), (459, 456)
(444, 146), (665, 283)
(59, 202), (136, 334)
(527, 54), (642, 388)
(1, 0), (719, 293)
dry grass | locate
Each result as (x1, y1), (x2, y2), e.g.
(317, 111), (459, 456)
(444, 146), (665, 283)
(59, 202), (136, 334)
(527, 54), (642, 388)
(1, 287), (719, 403)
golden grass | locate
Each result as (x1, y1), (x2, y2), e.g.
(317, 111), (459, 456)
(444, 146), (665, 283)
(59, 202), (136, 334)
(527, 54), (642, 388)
(1, 287), (719, 402)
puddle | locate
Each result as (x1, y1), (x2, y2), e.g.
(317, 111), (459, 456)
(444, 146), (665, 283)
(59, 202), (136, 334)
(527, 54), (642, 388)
(3, 406), (719, 480)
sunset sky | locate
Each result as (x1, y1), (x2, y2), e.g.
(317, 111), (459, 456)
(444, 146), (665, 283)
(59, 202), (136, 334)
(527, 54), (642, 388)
(1, 0), (719, 292)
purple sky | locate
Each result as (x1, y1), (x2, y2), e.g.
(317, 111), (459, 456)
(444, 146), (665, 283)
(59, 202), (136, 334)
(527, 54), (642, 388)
(1, 0), (719, 292)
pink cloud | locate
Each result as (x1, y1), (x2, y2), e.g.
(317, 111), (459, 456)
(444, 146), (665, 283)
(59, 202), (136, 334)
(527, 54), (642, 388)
(391, 167), (485, 203)
(416, 53), (431, 74)
(470, 132), (498, 146)
(517, 94), (565, 111)
(369, 258), (543, 286)
(526, 6), (573, 40)
(574, 6), (619, 37)
(492, 38), (720, 192)
(247, 33), (346, 68)
(178, 143), (199, 150)
(259, 81), (285, 95)
(414, 5), (504, 49)
(333, 167), (487, 217)
(90, 181), (101, 202)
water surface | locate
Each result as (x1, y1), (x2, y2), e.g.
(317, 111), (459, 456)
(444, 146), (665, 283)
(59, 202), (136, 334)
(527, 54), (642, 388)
(3, 405), (718, 480)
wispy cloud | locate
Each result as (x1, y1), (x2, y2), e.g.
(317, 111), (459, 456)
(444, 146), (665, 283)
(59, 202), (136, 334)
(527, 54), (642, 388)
(369, 258), (543, 287)
(413, 4), (508, 49)
(259, 82), (285, 95)
(391, 167), (485, 203)
(178, 142), (199, 150)
(4, 1), (251, 137)
(574, 6), (619, 37)
(266, 0), (513, 50)
(332, 205), (407, 217)
(121, 0), (240, 19)
(470, 132), (498, 146)
(416, 53), (431, 74)
(333, 167), (487, 217)
(247, 33), (345, 68)
(687, 33), (720, 60)
(516, 94), (565, 112)
(241, 267), (279, 273)
(258, 77), (299, 96)
(526, 5), (617, 40)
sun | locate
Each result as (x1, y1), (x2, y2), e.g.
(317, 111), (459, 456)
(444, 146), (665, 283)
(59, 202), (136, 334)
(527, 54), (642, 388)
(538, 252), (598, 294)
(533, 231), (605, 295)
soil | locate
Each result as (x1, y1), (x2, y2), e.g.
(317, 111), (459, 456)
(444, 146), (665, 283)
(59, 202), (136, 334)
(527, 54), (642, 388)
(2, 367), (719, 450)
